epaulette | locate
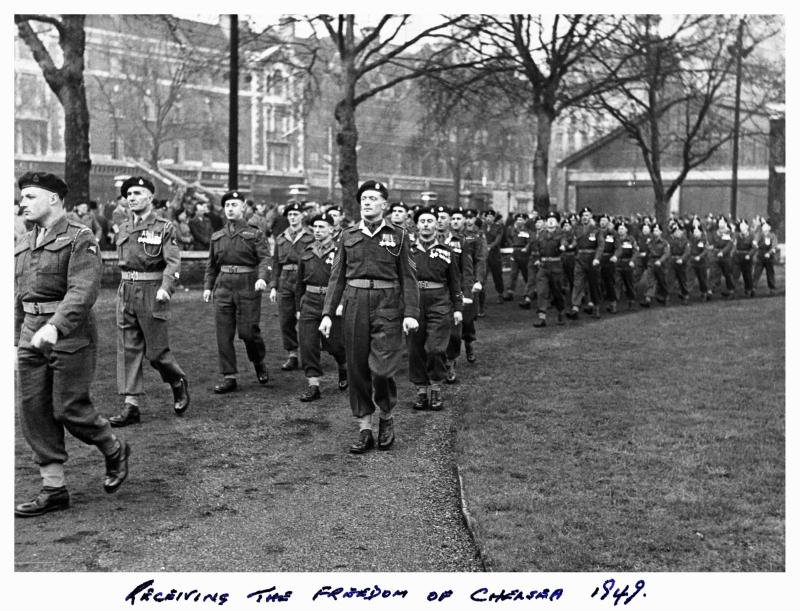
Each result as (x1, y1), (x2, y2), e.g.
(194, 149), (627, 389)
(211, 229), (225, 241)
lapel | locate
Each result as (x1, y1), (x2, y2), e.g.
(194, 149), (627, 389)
(35, 214), (69, 250)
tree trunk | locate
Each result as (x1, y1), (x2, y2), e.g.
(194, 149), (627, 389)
(532, 106), (553, 217)
(57, 80), (92, 209)
(335, 97), (359, 219)
(452, 161), (461, 207)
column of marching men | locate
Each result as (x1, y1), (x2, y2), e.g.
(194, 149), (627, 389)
(14, 171), (781, 516)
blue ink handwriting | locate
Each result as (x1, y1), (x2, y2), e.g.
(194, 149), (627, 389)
(470, 588), (564, 602)
(124, 579), (230, 606)
(246, 587), (293, 603)
(590, 578), (646, 606)
(312, 585), (409, 602)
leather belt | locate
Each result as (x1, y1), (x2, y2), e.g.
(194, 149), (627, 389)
(22, 301), (60, 315)
(305, 285), (327, 294)
(540, 257), (562, 262)
(220, 265), (256, 274)
(120, 270), (162, 281)
(578, 249), (597, 254)
(347, 279), (400, 289)
(281, 264), (298, 272)
(418, 280), (445, 289)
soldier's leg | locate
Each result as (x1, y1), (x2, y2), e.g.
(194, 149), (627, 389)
(342, 288), (375, 418)
(214, 287), (238, 375)
(407, 310), (430, 386)
(137, 292), (187, 385)
(742, 258), (754, 293)
(720, 259), (736, 294)
(116, 284), (146, 396)
(298, 305), (323, 378)
(461, 299), (477, 345)
(571, 259), (587, 309)
(278, 286), (299, 353)
(765, 260), (776, 290)
(506, 257), (520, 297)
(51, 342), (119, 457)
(236, 288), (267, 366)
(488, 253), (504, 299)
(753, 260), (764, 288)
(369, 290), (405, 414)
(425, 299), (452, 383)
(549, 268), (566, 313)
(674, 262), (689, 299)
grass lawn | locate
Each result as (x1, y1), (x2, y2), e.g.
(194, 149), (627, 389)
(454, 293), (784, 572)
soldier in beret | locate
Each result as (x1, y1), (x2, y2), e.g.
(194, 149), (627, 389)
(203, 190), (272, 394)
(295, 212), (348, 401)
(408, 207), (463, 411)
(319, 180), (419, 454)
(269, 200), (315, 371)
(613, 221), (638, 310)
(666, 220), (691, 304)
(483, 209), (506, 305)
(528, 211), (567, 327)
(14, 172), (129, 517)
(109, 176), (190, 427)
(597, 214), (619, 313)
(449, 206), (485, 363)
(639, 222), (671, 307)
(566, 206), (603, 320)
(732, 219), (757, 297)
(753, 219), (777, 295)
(324, 204), (349, 241)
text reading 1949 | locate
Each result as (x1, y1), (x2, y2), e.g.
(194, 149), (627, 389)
(590, 579), (646, 606)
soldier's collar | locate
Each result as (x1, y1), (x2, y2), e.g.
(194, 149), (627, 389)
(132, 209), (157, 227)
(359, 218), (387, 237)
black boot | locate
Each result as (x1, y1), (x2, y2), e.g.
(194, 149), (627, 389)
(255, 362), (269, 384)
(109, 403), (140, 428)
(465, 342), (476, 363)
(281, 356), (299, 371)
(299, 385), (321, 402)
(103, 441), (130, 494)
(338, 368), (348, 391)
(429, 390), (444, 411)
(349, 429), (374, 454)
(377, 417), (395, 450)
(15, 486), (69, 518)
(213, 378), (237, 394)
(172, 378), (190, 415)
(412, 393), (429, 410)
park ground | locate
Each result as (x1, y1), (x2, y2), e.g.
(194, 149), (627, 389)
(14, 276), (784, 573)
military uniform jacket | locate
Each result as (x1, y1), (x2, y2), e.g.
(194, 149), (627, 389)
(507, 226), (531, 252)
(413, 240), (463, 313)
(322, 219), (420, 320)
(756, 232), (777, 259)
(689, 234), (709, 261)
(437, 231), (475, 295)
(204, 220), (272, 291)
(485, 220), (505, 251)
(458, 228), (487, 282)
(296, 239), (338, 302)
(712, 230), (735, 257)
(573, 223), (604, 258)
(635, 234), (651, 261)
(530, 228), (567, 261)
(116, 210), (180, 294)
(14, 215), (101, 349)
(735, 233), (758, 257)
(614, 236), (638, 262)
(646, 236), (671, 265)
(271, 225), (314, 290)
(666, 233), (690, 263)
(599, 228), (619, 257)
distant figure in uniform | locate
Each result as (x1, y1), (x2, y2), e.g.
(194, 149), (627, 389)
(325, 204), (348, 242)
(560, 217), (576, 301)
(109, 176), (190, 427)
(666, 220), (690, 304)
(14, 172), (129, 517)
(613, 221), (638, 310)
(504, 213), (530, 303)
(688, 224), (712, 301)
(203, 190), (272, 394)
(295, 212), (348, 401)
(639, 222), (671, 307)
(319, 180), (419, 454)
(597, 214), (619, 313)
(566, 207), (603, 319)
(409, 207), (463, 411)
(450, 207), (485, 363)
(389, 201), (410, 229)
(528, 211), (567, 327)
(483, 210), (506, 305)
(753, 219), (777, 295)
(732, 219), (757, 297)
(711, 217), (736, 298)
(269, 200), (314, 371)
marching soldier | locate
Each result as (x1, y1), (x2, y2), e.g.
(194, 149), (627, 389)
(614, 221), (638, 310)
(326, 204), (348, 242)
(566, 207), (603, 319)
(710, 217), (736, 298)
(753, 219), (778, 295)
(689, 223), (712, 301)
(409, 207), (463, 411)
(529, 212), (567, 327)
(560, 217), (576, 301)
(319, 180), (419, 454)
(295, 212), (348, 401)
(465, 209), (487, 317)
(483, 210), (506, 305)
(666, 220), (691, 304)
(109, 176), (189, 427)
(434, 205), (473, 384)
(597, 214), (619, 313)
(633, 220), (652, 287)
(202, 190), (271, 394)
(505, 213), (530, 303)
(732, 219), (757, 297)
(640, 222), (671, 307)
(269, 200), (314, 371)
(450, 206), (485, 363)
(15, 172), (129, 516)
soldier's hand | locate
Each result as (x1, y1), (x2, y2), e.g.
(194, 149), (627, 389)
(610, 256), (617, 263)
(718, 252), (723, 258)
(335, 304), (344, 317)
(745, 255), (750, 261)
(472, 281), (482, 292)
(592, 258), (600, 266)
(202, 290), (212, 302)
(402, 317), (419, 334)
(296, 311), (301, 321)
(676, 260), (683, 265)
(534, 260), (540, 267)
(454, 311), (463, 326)
(31, 323), (58, 351)
(629, 261), (635, 268)
(319, 316), (332, 338)
(655, 261), (661, 267)
(462, 297), (473, 305)
(269, 288), (277, 303)
(255, 279), (267, 292)
(156, 288), (171, 302)
(765, 254), (771, 259)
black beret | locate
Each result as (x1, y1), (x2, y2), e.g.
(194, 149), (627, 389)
(283, 200), (303, 216)
(432, 205), (451, 216)
(120, 176), (155, 197)
(414, 206), (436, 223)
(221, 190), (246, 205)
(18, 172), (68, 199)
(326, 204), (343, 213)
(464, 208), (479, 218)
(546, 211), (561, 222)
(389, 201), (409, 212)
(560, 218), (572, 228)
(580, 206), (592, 214)
(450, 206), (468, 217)
(357, 180), (389, 201)
(514, 212), (528, 221)
(310, 212), (336, 226)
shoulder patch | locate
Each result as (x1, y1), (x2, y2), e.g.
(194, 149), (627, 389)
(211, 229), (225, 241)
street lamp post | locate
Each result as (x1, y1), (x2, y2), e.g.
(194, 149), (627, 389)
(229, 14), (238, 190)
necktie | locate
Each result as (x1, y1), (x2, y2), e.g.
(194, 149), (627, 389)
(35, 226), (45, 247)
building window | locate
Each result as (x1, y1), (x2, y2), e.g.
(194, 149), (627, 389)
(112, 135), (125, 159)
(268, 143), (290, 172)
(16, 119), (48, 155)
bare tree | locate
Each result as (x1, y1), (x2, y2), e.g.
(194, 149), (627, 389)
(585, 15), (783, 224)
(305, 14), (480, 217)
(15, 14), (90, 207)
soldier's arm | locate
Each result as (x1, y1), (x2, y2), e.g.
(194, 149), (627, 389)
(488, 226), (503, 250)
(659, 242), (671, 265)
(322, 239), (346, 318)
(270, 239), (283, 291)
(203, 237), (219, 291)
(473, 233), (488, 280)
(447, 254), (464, 313)
(459, 246), (474, 295)
(594, 229), (606, 260)
(159, 220), (181, 294)
(295, 257), (307, 306)
(255, 230), (272, 284)
(680, 237), (690, 262)
(48, 228), (101, 338)
(397, 231), (420, 320)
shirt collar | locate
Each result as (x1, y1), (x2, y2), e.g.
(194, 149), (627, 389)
(359, 218), (387, 237)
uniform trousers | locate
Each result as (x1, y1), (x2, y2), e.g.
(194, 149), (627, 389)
(616, 261), (636, 301)
(753, 257), (776, 290)
(713, 256), (736, 295)
(644, 263), (669, 300)
(571, 254), (601, 307)
(536, 261), (565, 313)
(213, 272), (266, 375)
(18, 317), (117, 466)
(561, 253), (575, 298)
(298, 292), (346, 378)
(116, 280), (186, 395)
(341, 285), (404, 418)
(669, 258), (689, 298)
(599, 256), (617, 303)
(691, 259), (710, 295)
(507, 252), (529, 296)
(486, 250), (505, 297)
(409, 288), (452, 385)
(732, 252), (754, 293)
(446, 297), (474, 360)
(278, 269), (299, 352)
